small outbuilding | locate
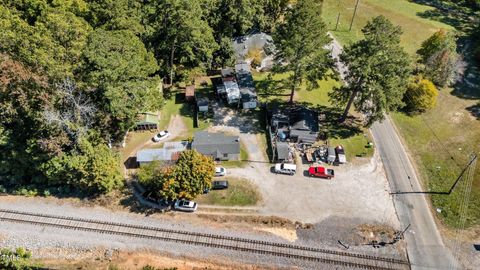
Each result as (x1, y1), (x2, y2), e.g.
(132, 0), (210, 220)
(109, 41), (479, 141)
(224, 81), (240, 106)
(276, 141), (290, 162)
(185, 85), (195, 102)
(196, 95), (209, 112)
(135, 112), (158, 130)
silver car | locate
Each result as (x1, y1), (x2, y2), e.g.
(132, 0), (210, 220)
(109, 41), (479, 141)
(174, 200), (198, 212)
(215, 166), (226, 177)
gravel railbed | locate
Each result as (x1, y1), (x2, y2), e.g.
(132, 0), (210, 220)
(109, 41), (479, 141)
(0, 199), (383, 269)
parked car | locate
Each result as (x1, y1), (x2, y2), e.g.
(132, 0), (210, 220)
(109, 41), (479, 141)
(274, 163), (296, 175)
(215, 166), (226, 177)
(174, 199), (197, 212)
(212, 180), (229, 190)
(308, 166), (335, 179)
(152, 130), (169, 142)
(335, 145), (347, 164)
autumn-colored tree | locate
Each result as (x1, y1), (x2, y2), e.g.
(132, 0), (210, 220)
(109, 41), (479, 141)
(137, 150), (215, 200)
(404, 75), (439, 113)
(417, 30), (460, 87)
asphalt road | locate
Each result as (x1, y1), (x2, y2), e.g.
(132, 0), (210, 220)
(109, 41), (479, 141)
(329, 35), (460, 270)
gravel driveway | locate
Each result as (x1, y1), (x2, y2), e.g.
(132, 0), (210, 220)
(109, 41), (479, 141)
(209, 102), (399, 227)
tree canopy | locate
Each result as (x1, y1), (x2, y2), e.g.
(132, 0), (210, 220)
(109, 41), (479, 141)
(330, 16), (412, 125)
(404, 75), (439, 113)
(137, 150), (215, 200)
(417, 29), (460, 87)
(273, 0), (333, 103)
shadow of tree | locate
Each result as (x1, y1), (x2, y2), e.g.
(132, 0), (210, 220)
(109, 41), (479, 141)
(411, 0), (479, 33)
(255, 75), (291, 97)
(466, 103), (480, 120)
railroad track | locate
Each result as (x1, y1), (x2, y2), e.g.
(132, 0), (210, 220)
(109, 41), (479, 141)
(0, 209), (410, 269)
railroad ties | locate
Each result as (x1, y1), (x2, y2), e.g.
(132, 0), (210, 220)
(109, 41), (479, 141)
(0, 209), (409, 270)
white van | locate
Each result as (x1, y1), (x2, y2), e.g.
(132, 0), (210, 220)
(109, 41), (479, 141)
(274, 163), (297, 175)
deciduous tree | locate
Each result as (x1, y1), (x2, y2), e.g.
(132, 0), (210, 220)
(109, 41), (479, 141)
(273, 0), (332, 103)
(330, 16), (412, 125)
(417, 30), (460, 87)
(404, 75), (439, 112)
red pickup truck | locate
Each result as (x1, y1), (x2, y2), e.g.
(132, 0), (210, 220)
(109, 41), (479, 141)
(308, 166), (335, 179)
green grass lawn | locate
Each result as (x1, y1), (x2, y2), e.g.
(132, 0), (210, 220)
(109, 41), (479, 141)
(323, 0), (480, 227)
(322, 0), (454, 54)
(391, 90), (480, 227)
(195, 178), (261, 206)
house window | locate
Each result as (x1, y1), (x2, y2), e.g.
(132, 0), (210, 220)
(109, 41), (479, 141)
(224, 153), (228, 158)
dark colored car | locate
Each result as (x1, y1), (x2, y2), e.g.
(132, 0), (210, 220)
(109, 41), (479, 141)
(212, 180), (229, 190)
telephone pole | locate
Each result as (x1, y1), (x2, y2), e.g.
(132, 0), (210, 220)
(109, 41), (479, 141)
(349, 0), (360, 31)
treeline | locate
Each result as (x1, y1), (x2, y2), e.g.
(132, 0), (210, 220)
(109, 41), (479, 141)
(0, 0), (289, 195)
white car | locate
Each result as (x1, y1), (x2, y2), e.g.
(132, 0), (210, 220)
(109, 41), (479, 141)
(174, 200), (197, 212)
(215, 166), (226, 177)
(274, 163), (297, 175)
(152, 130), (169, 142)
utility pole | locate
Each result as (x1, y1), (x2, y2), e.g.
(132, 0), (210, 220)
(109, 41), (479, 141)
(349, 0), (360, 31)
(335, 13), (341, 31)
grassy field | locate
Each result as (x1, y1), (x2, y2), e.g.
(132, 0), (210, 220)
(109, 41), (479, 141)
(196, 178), (261, 206)
(322, 0), (480, 227)
(253, 70), (373, 160)
(322, 0), (454, 54)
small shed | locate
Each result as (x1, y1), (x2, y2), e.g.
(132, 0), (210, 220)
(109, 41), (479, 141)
(221, 68), (234, 78)
(224, 81), (240, 105)
(135, 113), (158, 130)
(276, 142), (290, 162)
(241, 88), (257, 109)
(185, 85), (195, 102)
(196, 95), (209, 112)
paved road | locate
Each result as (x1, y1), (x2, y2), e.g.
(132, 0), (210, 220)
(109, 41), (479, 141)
(329, 35), (459, 270)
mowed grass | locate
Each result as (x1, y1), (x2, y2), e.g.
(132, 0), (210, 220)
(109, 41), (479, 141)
(322, 0), (454, 54)
(196, 178), (261, 206)
(391, 90), (480, 227)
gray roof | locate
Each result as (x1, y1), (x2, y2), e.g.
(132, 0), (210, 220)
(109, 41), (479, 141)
(196, 96), (209, 106)
(276, 142), (290, 160)
(235, 62), (251, 74)
(290, 129), (318, 144)
(137, 141), (188, 162)
(192, 131), (240, 157)
(137, 148), (173, 162)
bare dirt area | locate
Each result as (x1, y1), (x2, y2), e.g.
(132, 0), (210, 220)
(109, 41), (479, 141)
(38, 249), (271, 270)
(442, 225), (480, 270)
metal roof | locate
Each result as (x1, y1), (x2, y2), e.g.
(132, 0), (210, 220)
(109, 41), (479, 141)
(276, 142), (290, 160)
(136, 149), (173, 162)
(192, 131), (240, 156)
(136, 113), (158, 125)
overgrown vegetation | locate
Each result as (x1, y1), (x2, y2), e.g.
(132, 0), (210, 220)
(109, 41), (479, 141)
(0, 0), (289, 197)
(0, 247), (40, 270)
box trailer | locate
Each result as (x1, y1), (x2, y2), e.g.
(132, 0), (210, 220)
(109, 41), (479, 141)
(327, 147), (336, 164)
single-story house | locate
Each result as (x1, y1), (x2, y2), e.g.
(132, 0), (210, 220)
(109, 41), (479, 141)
(269, 107), (319, 144)
(224, 81), (240, 105)
(191, 131), (240, 161)
(289, 107), (319, 144)
(236, 63), (257, 109)
(136, 141), (188, 166)
(135, 112), (158, 130)
(185, 85), (195, 102)
(196, 96), (209, 112)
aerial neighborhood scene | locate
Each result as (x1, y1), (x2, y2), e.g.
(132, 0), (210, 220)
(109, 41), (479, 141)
(1, 0), (480, 269)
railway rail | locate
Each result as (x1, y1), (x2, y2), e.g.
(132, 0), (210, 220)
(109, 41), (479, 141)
(0, 208), (410, 269)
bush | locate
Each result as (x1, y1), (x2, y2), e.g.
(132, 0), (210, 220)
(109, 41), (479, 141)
(404, 75), (439, 113)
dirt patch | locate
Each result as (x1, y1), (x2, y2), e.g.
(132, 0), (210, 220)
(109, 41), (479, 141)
(356, 223), (398, 246)
(255, 227), (297, 242)
(39, 249), (273, 270)
(197, 214), (312, 230)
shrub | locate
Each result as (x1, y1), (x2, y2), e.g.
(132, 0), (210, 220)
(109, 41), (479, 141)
(404, 75), (439, 113)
